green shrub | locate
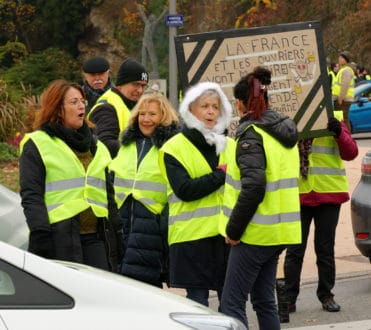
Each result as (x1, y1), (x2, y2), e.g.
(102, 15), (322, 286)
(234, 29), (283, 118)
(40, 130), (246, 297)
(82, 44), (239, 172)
(0, 41), (28, 68)
(0, 142), (18, 162)
(2, 47), (82, 97)
(0, 80), (26, 142)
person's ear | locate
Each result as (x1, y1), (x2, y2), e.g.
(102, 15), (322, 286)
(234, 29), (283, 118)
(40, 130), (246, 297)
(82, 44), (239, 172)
(235, 99), (243, 111)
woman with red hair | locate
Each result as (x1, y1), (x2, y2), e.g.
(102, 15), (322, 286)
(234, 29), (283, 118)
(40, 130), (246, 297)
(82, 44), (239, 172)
(220, 67), (301, 329)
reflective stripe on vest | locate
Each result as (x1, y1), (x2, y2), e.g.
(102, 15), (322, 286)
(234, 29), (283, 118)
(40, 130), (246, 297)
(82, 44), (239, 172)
(88, 89), (131, 133)
(299, 136), (348, 193)
(21, 131), (111, 223)
(332, 65), (354, 98)
(110, 142), (167, 214)
(159, 133), (232, 245)
(222, 125), (301, 246)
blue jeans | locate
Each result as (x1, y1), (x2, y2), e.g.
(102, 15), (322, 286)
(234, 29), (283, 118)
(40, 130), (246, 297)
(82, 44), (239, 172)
(220, 243), (284, 329)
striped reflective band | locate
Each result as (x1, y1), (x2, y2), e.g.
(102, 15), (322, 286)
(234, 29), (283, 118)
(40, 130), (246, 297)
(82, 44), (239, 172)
(312, 145), (339, 155)
(45, 177), (84, 192)
(265, 177), (298, 192)
(222, 205), (233, 217)
(225, 173), (241, 189)
(138, 197), (157, 205)
(251, 211), (300, 224)
(309, 167), (346, 175)
(87, 176), (106, 190)
(47, 203), (63, 212)
(86, 198), (107, 208)
(168, 193), (180, 204)
(169, 205), (220, 225)
(115, 178), (166, 192)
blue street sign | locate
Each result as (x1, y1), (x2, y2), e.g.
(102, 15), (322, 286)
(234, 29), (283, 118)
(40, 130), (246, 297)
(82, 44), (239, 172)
(166, 14), (184, 27)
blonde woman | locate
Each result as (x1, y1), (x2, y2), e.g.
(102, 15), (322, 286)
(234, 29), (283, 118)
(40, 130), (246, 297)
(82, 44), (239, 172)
(110, 93), (179, 287)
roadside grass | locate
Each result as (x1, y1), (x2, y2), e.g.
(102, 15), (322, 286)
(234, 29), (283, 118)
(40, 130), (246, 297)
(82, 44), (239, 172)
(0, 142), (20, 192)
(0, 159), (19, 192)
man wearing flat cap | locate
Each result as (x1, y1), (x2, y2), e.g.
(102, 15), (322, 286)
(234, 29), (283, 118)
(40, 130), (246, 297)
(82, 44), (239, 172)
(88, 58), (148, 157)
(82, 56), (114, 114)
(332, 51), (355, 131)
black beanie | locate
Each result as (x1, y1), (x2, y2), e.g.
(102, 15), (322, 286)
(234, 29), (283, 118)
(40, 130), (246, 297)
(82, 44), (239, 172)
(83, 56), (109, 73)
(116, 58), (149, 86)
(339, 51), (351, 63)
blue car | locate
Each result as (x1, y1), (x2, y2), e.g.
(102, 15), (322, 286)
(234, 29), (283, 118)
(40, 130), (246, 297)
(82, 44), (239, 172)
(349, 81), (371, 133)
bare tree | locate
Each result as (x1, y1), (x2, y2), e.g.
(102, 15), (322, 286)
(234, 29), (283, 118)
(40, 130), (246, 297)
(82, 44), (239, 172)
(137, 4), (167, 78)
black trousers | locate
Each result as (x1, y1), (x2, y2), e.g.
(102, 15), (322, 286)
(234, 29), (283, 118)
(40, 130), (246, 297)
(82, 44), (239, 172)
(51, 218), (109, 271)
(284, 204), (340, 303)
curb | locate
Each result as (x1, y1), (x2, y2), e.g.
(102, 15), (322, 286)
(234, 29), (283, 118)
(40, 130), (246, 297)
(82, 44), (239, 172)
(301, 270), (371, 286)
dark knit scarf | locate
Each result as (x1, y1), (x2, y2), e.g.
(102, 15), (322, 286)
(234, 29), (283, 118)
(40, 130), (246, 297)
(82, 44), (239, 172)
(121, 93), (137, 110)
(83, 78), (114, 112)
(41, 121), (93, 153)
(298, 138), (313, 179)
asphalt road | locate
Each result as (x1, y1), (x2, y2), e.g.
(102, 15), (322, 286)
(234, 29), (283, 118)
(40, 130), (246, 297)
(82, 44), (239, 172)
(208, 273), (371, 329)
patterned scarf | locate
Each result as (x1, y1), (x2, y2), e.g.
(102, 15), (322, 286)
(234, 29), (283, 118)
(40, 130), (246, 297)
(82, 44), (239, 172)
(298, 138), (313, 179)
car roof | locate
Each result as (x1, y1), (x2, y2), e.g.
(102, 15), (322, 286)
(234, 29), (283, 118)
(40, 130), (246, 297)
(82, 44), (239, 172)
(354, 81), (371, 97)
(0, 241), (212, 313)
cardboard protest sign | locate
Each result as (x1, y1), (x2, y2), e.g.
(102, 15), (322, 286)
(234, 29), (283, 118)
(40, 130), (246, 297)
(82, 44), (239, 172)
(175, 21), (333, 138)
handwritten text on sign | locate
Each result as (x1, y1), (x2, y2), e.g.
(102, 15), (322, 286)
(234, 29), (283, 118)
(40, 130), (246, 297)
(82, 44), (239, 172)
(176, 22), (331, 138)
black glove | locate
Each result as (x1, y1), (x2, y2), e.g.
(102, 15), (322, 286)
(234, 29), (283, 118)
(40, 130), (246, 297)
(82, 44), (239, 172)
(327, 117), (342, 137)
(28, 230), (54, 259)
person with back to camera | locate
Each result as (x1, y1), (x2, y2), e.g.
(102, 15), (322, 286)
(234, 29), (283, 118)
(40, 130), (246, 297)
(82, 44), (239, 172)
(88, 58), (149, 157)
(219, 67), (302, 329)
(109, 93), (179, 287)
(158, 81), (234, 307)
(82, 56), (114, 114)
(19, 79), (123, 271)
(284, 111), (358, 313)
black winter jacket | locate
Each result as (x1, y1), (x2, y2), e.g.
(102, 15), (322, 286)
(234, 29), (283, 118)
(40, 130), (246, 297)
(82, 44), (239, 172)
(89, 87), (137, 158)
(117, 122), (179, 287)
(226, 109), (299, 240)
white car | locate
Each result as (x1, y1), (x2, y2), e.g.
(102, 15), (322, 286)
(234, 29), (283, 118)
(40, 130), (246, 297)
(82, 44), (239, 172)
(0, 184), (28, 250)
(0, 241), (245, 330)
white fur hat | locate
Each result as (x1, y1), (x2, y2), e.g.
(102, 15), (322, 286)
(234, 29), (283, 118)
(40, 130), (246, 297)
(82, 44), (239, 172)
(179, 81), (232, 135)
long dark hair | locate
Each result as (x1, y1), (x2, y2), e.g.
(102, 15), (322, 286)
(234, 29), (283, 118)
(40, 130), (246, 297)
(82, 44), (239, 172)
(233, 66), (272, 120)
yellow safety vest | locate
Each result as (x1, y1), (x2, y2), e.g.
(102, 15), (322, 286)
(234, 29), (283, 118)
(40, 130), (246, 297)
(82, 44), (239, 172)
(159, 133), (234, 245)
(332, 65), (354, 98)
(88, 89), (131, 133)
(223, 125), (301, 246)
(20, 131), (112, 223)
(220, 138), (240, 236)
(299, 136), (348, 194)
(110, 142), (167, 214)
(328, 70), (336, 88)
